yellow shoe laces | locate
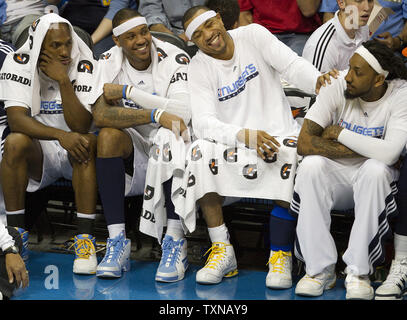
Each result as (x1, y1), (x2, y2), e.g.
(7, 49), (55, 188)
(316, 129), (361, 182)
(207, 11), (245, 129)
(203, 242), (228, 270)
(267, 250), (291, 274)
(69, 236), (96, 259)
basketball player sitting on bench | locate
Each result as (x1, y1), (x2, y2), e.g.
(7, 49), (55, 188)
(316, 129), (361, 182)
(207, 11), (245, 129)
(291, 40), (407, 300)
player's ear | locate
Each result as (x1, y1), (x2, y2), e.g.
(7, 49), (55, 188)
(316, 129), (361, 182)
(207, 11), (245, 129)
(373, 74), (386, 88)
(112, 35), (120, 47)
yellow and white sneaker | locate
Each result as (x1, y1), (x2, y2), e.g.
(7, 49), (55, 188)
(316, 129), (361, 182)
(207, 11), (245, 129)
(295, 264), (336, 297)
(266, 250), (293, 289)
(70, 234), (98, 275)
(196, 242), (238, 284)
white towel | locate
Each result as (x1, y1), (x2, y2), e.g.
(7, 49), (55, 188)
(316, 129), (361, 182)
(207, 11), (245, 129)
(172, 136), (300, 234)
(0, 13), (97, 115)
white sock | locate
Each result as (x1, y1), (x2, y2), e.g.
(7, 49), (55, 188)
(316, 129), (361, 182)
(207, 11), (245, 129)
(208, 224), (230, 244)
(165, 219), (184, 240)
(6, 209), (25, 215)
(76, 212), (96, 220)
(394, 233), (407, 260)
(107, 223), (126, 239)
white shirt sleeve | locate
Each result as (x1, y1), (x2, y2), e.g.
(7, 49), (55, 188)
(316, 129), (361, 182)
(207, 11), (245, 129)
(188, 59), (242, 146)
(248, 24), (321, 94)
(4, 100), (29, 109)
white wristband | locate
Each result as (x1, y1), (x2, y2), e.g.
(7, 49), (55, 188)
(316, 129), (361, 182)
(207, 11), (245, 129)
(154, 109), (164, 123)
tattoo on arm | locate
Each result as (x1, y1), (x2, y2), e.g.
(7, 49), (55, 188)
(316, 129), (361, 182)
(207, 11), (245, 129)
(298, 119), (360, 159)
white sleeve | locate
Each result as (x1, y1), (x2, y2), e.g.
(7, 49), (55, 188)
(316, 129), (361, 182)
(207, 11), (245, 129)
(188, 60), (242, 146)
(302, 37), (337, 73)
(338, 127), (407, 166)
(4, 100), (29, 109)
(248, 24), (321, 94)
(126, 86), (191, 125)
(0, 222), (15, 251)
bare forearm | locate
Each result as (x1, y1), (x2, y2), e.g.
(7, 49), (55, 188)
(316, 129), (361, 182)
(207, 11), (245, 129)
(59, 77), (92, 133)
(149, 23), (174, 34)
(92, 99), (152, 129)
(91, 18), (113, 44)
(8, 113), (65, 141)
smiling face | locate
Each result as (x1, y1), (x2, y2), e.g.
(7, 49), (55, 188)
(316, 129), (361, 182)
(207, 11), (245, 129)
(186, 9), (231, 59)
(113, 21), (152, 70)
(41, 23), (73, 70)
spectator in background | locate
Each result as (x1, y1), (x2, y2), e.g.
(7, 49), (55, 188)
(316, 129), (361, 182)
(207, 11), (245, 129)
(139, 0), (206, 42)
(319, 0), (407, 58)
(206, 0), (240, 30)
(302, 0), (373, 72)
(238, 0), (322, 55)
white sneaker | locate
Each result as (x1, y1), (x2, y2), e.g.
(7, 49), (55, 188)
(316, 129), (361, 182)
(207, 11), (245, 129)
(70, 234), (98, 275)
(345, 273), (374, 300)
(375, 258), (407, 300)
(196, 242), (238, 284)
(266, 250), (292, 289)
(295, 265), (336, 297)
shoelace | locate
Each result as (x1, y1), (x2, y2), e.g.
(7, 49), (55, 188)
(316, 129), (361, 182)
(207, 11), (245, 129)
(161, 238), (181, 266)
(267, 251), (291, 274)
(385, 259), (407, 285)
(69, 237), (95, 259)
(203, 243), (227, 270)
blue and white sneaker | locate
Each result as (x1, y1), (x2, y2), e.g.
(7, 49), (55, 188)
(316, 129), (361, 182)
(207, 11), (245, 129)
(70, 234), (98, 275)
(155, 235), (189, 282)
(96, 231), (131, 278)
(15, 227), (29, 261)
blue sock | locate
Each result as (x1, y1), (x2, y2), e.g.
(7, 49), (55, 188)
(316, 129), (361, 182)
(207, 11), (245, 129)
(269, 204), (296, 252)
(96, 157), (125, 226)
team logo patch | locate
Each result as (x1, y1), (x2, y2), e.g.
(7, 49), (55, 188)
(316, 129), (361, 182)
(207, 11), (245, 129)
(150, 144), (160, 161)
(77, 60), (93, 74)
(141, 209), (155, 223)
(191, 145), (202, 161)
(243, 164), (257, 180)
(13, 54), (29, 64)
(175, 53), (190, 65)
(209, 159), (218, 175)
(31, 19), (40, 32)
(187, 173), (196, 187)
(144, 185), (155, 200)
(157, 48), (168, 63)
(99, 52), (111, 60)
(223, 147), (238, 163)
(162, 142), (172, 162)
(283, 138), (297, 148)
(280, 163), (292, 180)
(291, 106), (307, 119)
(264, 152), (277, 163)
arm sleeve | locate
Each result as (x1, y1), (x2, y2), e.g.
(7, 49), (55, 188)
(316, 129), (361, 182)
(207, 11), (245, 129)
(249, 24), (321, 94)
(338, 128), (407, 166)
(188, 60), (242, 146)
(138, 0), (171, 29)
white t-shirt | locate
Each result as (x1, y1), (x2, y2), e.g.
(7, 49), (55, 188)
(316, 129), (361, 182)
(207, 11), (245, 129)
(302, 11), (369, 73)
(4, 70), (71, 132)
(188, 23), (321, 146)
(305, 71), (407, 166)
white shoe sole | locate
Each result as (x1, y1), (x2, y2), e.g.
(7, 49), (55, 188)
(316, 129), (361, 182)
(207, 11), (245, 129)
(196, 267), (238, 285)
(295, 276), (336, 297)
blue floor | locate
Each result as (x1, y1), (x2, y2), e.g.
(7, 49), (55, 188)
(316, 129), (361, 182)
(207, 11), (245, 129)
(10, 250), (350, 300)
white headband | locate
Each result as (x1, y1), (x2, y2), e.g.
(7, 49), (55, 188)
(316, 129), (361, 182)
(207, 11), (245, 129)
(355, 45), (389, 78)
(113, 17), (147, 36)
(185, 10), (217, 40)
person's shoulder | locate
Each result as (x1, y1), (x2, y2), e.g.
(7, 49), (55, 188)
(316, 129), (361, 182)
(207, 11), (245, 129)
(305, 19), (337, 48)
(153, 37), (191, 67)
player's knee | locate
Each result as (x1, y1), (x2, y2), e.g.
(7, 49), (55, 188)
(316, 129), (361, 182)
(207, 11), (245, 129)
(97, 128), (124, 156)
(297, 155), (326, 178)
(358, 159), (391, 183)
(3, 133), (33, 163)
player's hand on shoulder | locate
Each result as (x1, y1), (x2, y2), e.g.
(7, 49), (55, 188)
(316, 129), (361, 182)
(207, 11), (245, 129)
(315, 68), (339, 94)
(103, 83), (125, 104)
(58, 131), (91, 163)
